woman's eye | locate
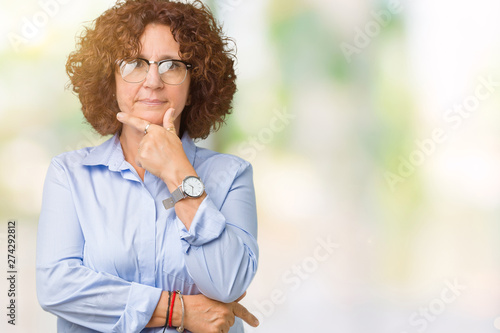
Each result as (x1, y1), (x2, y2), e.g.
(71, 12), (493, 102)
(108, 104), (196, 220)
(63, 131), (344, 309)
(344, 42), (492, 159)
(160, 61), (182, 72)
(134, 60), (145, 68)
(161, 62), (173, 71)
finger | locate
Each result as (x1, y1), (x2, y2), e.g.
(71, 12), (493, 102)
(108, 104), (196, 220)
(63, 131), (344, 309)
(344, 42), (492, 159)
(221, 323), (230, 333)
(116, 112), (149, 134)
(162, 107), (176, 129)
(234, 292), (247, 303)
(227, 311), (235, 327)
(232, 303), (259, 327)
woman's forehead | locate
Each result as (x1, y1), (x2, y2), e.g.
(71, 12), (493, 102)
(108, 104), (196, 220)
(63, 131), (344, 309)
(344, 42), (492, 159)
(138, 23), (180, 59)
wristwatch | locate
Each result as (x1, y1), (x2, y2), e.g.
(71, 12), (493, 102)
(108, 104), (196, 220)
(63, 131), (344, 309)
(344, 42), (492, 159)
(163, 176), (205, 209)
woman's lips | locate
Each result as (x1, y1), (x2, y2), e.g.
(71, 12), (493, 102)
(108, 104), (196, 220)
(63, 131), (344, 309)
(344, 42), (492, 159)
(139, 99), (166, 106)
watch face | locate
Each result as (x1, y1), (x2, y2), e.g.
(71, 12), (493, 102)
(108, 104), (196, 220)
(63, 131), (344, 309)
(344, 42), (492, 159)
(182, 176), (204, 198)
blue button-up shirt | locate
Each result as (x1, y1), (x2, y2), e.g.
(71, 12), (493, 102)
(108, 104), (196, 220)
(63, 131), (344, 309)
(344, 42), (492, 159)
(36, 133), (259, 332)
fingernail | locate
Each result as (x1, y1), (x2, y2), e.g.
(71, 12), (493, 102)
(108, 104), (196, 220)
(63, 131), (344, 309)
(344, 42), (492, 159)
(253, 318), (259, 326)
(116, 112), (124, 120)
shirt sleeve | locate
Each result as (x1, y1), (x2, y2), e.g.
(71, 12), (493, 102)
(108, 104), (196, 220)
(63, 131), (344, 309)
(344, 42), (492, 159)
(36, 159), (162, 333)
(175, 160), (259, 303)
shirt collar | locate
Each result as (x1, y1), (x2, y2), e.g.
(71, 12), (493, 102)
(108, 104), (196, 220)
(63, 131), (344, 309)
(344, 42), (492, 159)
(82, 131), (197, 171)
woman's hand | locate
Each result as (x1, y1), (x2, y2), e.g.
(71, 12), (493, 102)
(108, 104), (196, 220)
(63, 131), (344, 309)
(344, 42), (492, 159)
(147, 292), (259, 332)
(182, 292), (259, 333)
(116, 108), (195, 188)
(117, 109), (205, 229)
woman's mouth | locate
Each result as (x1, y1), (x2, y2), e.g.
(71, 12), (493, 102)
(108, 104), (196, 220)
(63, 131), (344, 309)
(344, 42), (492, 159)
(139, 99), (166, 106)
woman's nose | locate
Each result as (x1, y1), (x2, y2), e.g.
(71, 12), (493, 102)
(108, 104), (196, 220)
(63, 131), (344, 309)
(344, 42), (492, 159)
(143, 64), (164, 89)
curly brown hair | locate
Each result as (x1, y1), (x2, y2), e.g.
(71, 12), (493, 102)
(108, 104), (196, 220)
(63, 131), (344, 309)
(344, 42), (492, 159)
(66, 0), (237, 139)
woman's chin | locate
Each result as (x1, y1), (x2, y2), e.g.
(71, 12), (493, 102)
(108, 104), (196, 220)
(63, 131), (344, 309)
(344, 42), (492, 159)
(133, 109), (168, 125)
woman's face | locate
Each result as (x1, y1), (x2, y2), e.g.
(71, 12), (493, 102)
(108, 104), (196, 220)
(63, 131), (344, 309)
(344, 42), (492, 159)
(114, 23), (190, 127)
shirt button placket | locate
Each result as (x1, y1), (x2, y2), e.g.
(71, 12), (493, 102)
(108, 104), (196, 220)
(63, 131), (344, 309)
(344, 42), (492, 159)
(137, 182), (157, 287)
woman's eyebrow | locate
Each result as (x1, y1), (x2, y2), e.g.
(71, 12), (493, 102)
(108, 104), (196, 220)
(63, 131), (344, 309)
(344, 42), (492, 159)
(138, 54), (180, 60)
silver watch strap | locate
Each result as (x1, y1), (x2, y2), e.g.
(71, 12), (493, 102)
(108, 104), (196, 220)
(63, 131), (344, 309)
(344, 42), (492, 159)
(162, 186), (185, 209)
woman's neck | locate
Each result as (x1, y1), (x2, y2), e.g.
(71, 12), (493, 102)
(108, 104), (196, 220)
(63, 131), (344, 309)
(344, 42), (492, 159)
(119, 125), (146, 180)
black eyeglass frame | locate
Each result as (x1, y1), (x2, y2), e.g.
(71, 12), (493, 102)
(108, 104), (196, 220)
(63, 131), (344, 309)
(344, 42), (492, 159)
(118, 58), (193, 85)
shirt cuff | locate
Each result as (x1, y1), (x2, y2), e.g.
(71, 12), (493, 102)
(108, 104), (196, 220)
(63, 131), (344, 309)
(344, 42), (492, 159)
(112, 282), (162, 332)
(176, 195), (226, 252)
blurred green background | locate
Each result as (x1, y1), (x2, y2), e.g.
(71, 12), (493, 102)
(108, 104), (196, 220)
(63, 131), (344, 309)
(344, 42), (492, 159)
(1, 0), (500, 332)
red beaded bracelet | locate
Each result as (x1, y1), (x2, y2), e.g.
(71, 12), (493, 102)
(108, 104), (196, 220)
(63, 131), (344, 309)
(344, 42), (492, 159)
(162, 291), (172, 333)
(168, 290), (177, 327)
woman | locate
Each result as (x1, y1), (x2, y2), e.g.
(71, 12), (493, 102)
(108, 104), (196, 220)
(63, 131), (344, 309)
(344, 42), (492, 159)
(36, 1), (259, 332)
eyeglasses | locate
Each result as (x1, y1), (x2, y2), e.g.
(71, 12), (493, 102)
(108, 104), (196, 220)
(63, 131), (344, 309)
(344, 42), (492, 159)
(118, 58), (192, 85)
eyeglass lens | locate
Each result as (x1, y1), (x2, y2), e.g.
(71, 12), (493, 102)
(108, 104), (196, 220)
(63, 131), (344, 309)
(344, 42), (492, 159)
(119, 59), (188, 85)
